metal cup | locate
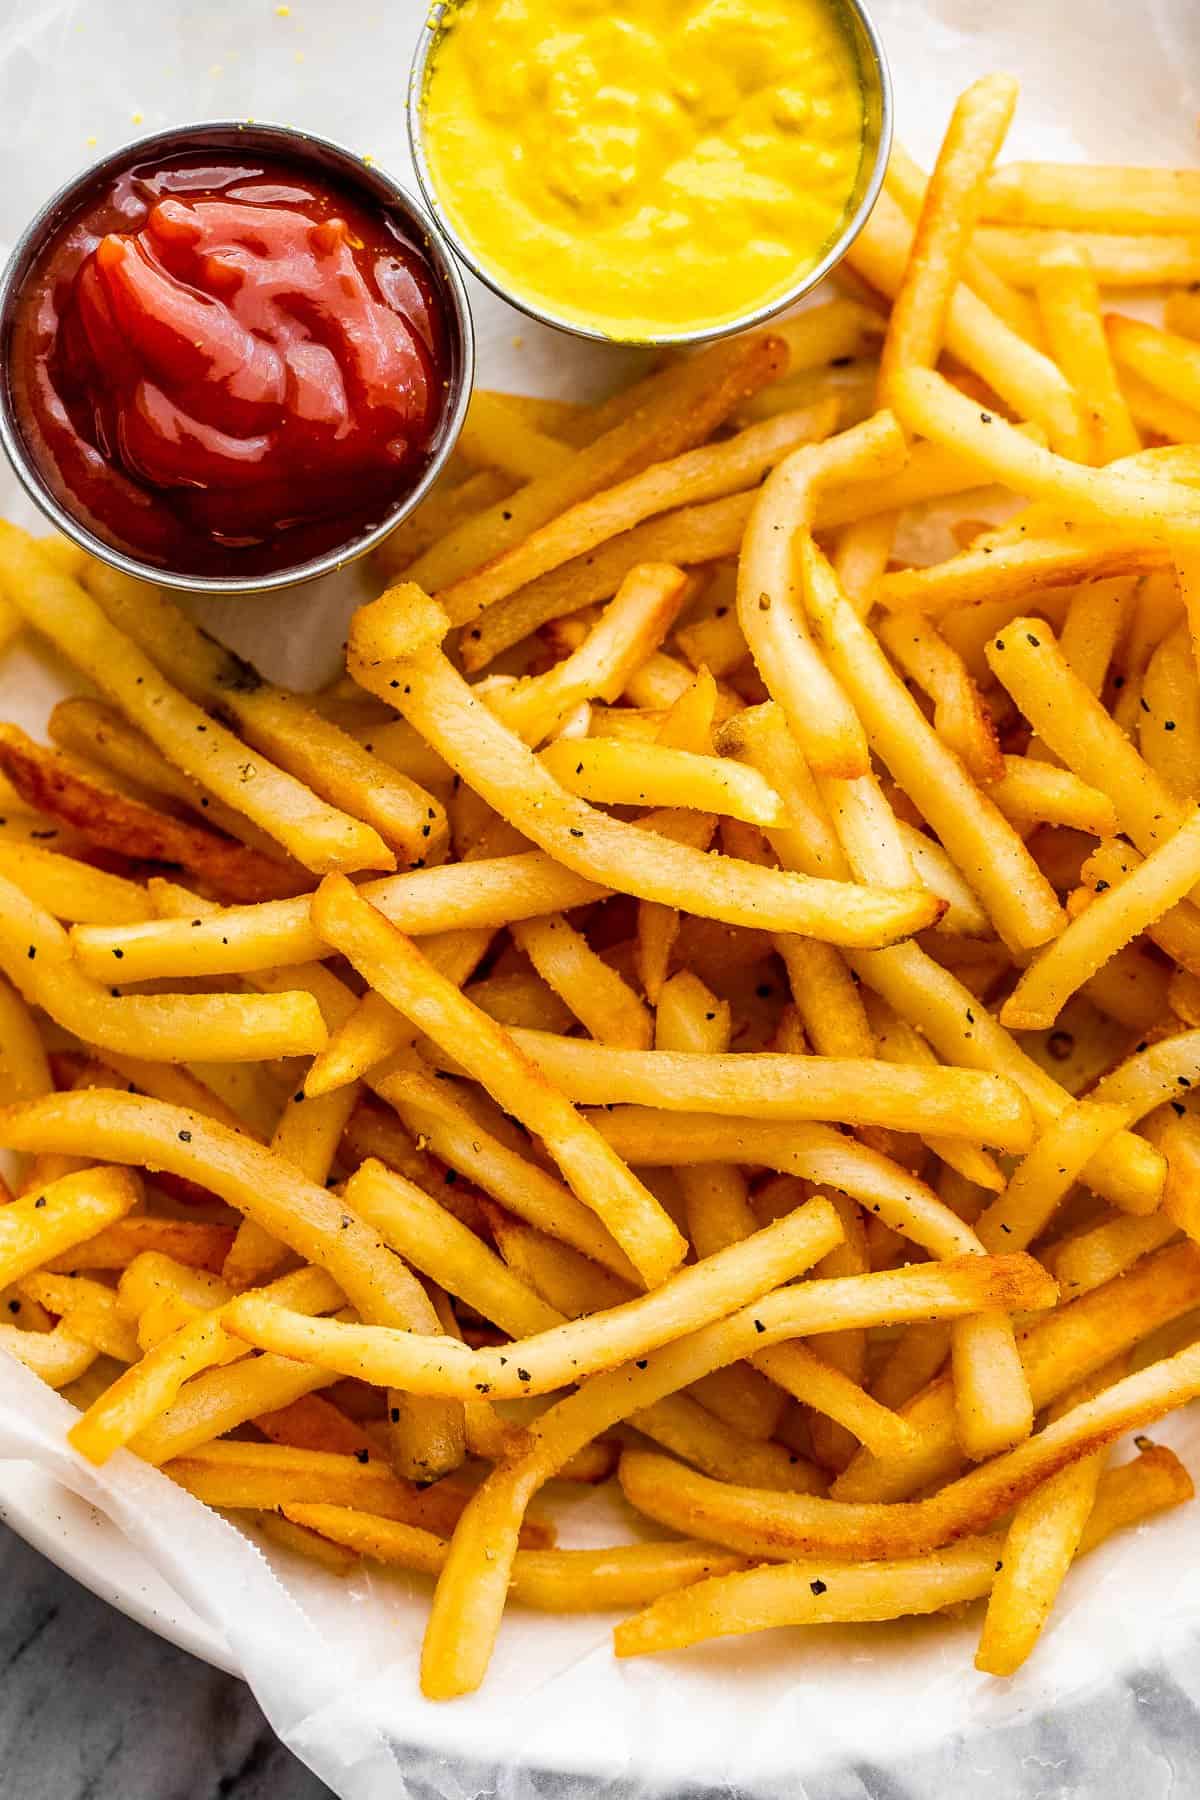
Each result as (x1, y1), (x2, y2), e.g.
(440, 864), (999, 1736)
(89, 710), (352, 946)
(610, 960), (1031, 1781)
(0, 120), (475, 595)
(407, 0), (892, 348)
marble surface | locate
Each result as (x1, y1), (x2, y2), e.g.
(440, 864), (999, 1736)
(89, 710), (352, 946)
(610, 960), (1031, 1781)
(0, 1524), (332, 1799)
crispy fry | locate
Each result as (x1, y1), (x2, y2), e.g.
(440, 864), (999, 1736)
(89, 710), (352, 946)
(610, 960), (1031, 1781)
(510, 914), (652, 1049)
(539, 737), (787, 827)
(613, 1444), (1191, 1656)
(482, 1031), (1033, 1146)
(878, 75), (1020, 405)
(984, 163), (1200, 232)
(310, 872), (686, 1285)
(407, 334), (787, 596)
(0, 839), (153, 925)
(0, 528), (393, 874)
(0, 973), (51, 1104)
(417, 1252), (1052, 1696)
(977, 227), (1200, 288)
(801, 539), (1065, 951)
(1003, 813), (1200, 1029)
(348, 620), (940, 945)
(440, 407), (832, 625)
(82, 565), (447, 868)
(0, 874), (326, 1064)
(223, 1196), (844, 1396)
(735, 414), (905, 778)
(0, 727), (305, 905)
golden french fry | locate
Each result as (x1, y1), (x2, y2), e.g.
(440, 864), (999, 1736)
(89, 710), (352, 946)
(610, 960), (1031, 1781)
(407, 333), (787, 596)
(510, 913), (652, 1049)
(222, 1197), (845, 1396)
(0, 527), (394, 874)
(0, 874), (325, 1064)
(539, 737), (787, 826)
(890, 369), (1200, 542)
(439, 407), (832, 625)
(735, 415), (905, 779)
(0, 839), (153, 925)
(0, 1166), (139, 1287)
(834, 1241), (1200, 1504)
(878, 75), (1020, 404)
(977, 227), (1200, 288)
(801, 538), (1064, 951)
(347, 619), (941, 944)
(0, 973), (51, 1104)
(1034, 250), (1141, 462)
(417, 1251), (1052, 1697)
(853, 187), (1085, 447)
(82, 564), (448, 869)
(613, 1444), (1191, 1657)
(310, 872), (686, 1285)
(475, 1030), (1034, 1146)
(985, 163), (1200, 232)
(0, 726), (305, 905)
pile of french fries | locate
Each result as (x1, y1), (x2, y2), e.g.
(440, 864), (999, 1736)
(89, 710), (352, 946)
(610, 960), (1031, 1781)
(2, 73), (1200, 1700)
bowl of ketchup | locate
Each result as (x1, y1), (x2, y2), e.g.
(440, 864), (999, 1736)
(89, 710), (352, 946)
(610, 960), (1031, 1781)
(0, 122), (474, 592)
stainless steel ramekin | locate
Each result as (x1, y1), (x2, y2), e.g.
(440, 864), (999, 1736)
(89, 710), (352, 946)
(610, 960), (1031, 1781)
(0, 120), (475, 595)
(407, 0), (892, 349)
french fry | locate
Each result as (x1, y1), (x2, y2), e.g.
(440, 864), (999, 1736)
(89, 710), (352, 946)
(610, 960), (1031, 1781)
(406, 333), (788, 596)
(310, 873), (686, 1285)
(374, 468), (514, 576)
(0, 1167), (139, 1286)
(1004, 813), (1200, 1029)
(485, 563), (690, 745)
(974, 1363), (1123, 1676)
(984, 163), (1200, 233)
(539, 737), (787, 827)
(987, 756), (1119, 838)
(454, 390), (570, 480)
(417, 1252), (1052, 1697)
(71, 851), (612, 984)
(223, 1196), (845, 1396)
(0, 874), (326, 1064)
(890, 369), (1200, 542)
(0, 840), (153, 925)
(976, 1102), (1129, 1252)
(486, 1031), (1033, 1146)
(0, 1090), (457, 1335)
(878, 75), (1020, 405)
(0, 528), (394, 874)
(1166, 289), (1200, 341)
(618, 1327), (1200, 1559)
(281, 1504), (744, 1609)
(875, 614), (1004, 784)
(735, 414), (906, 778)
(347, 619), (940, 945)
(1118, 369), (1200, 445)
(977, 227), (1200, 288)
(462, 428), (1038, 672)
(0, 1321), (98, 1387)
(47, 697), (310, 866)
(800, 538), (1065, 951)
(884, 139), (1041, 341)
(1034, 252), (1141, 462)
(1044, 1211), (1181, 1299)
(876, 529), (1163, 618)
(0, 727), (305, 905)
(81, 564), (448, 869)
(510, 914), (652, 1050)
(613, 1443), (1191, 1656)
(440, 407), (833, 625)
(846, 187), (1084, 449)
(0, 973), (51, 1104)
(834, 1242), (1200, 1503)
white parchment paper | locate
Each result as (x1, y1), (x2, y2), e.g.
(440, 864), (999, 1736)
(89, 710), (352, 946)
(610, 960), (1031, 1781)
(1, 2), (1200, 1794)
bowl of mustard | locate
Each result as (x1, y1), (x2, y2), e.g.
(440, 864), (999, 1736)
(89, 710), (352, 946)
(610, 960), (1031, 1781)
(408, 0), (891, 346)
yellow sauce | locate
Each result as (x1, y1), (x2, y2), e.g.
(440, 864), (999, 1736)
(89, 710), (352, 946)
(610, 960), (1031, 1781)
(420, 0), (868, 341)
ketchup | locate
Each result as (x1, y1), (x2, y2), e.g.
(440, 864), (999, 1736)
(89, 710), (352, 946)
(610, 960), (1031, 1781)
(10, 151), (452, 578)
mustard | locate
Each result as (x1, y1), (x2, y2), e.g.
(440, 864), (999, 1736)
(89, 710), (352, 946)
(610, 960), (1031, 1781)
(420, 0), (868, 341)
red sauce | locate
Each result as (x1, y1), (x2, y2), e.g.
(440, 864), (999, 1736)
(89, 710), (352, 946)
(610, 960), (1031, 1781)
(10, 151), (453, 578)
